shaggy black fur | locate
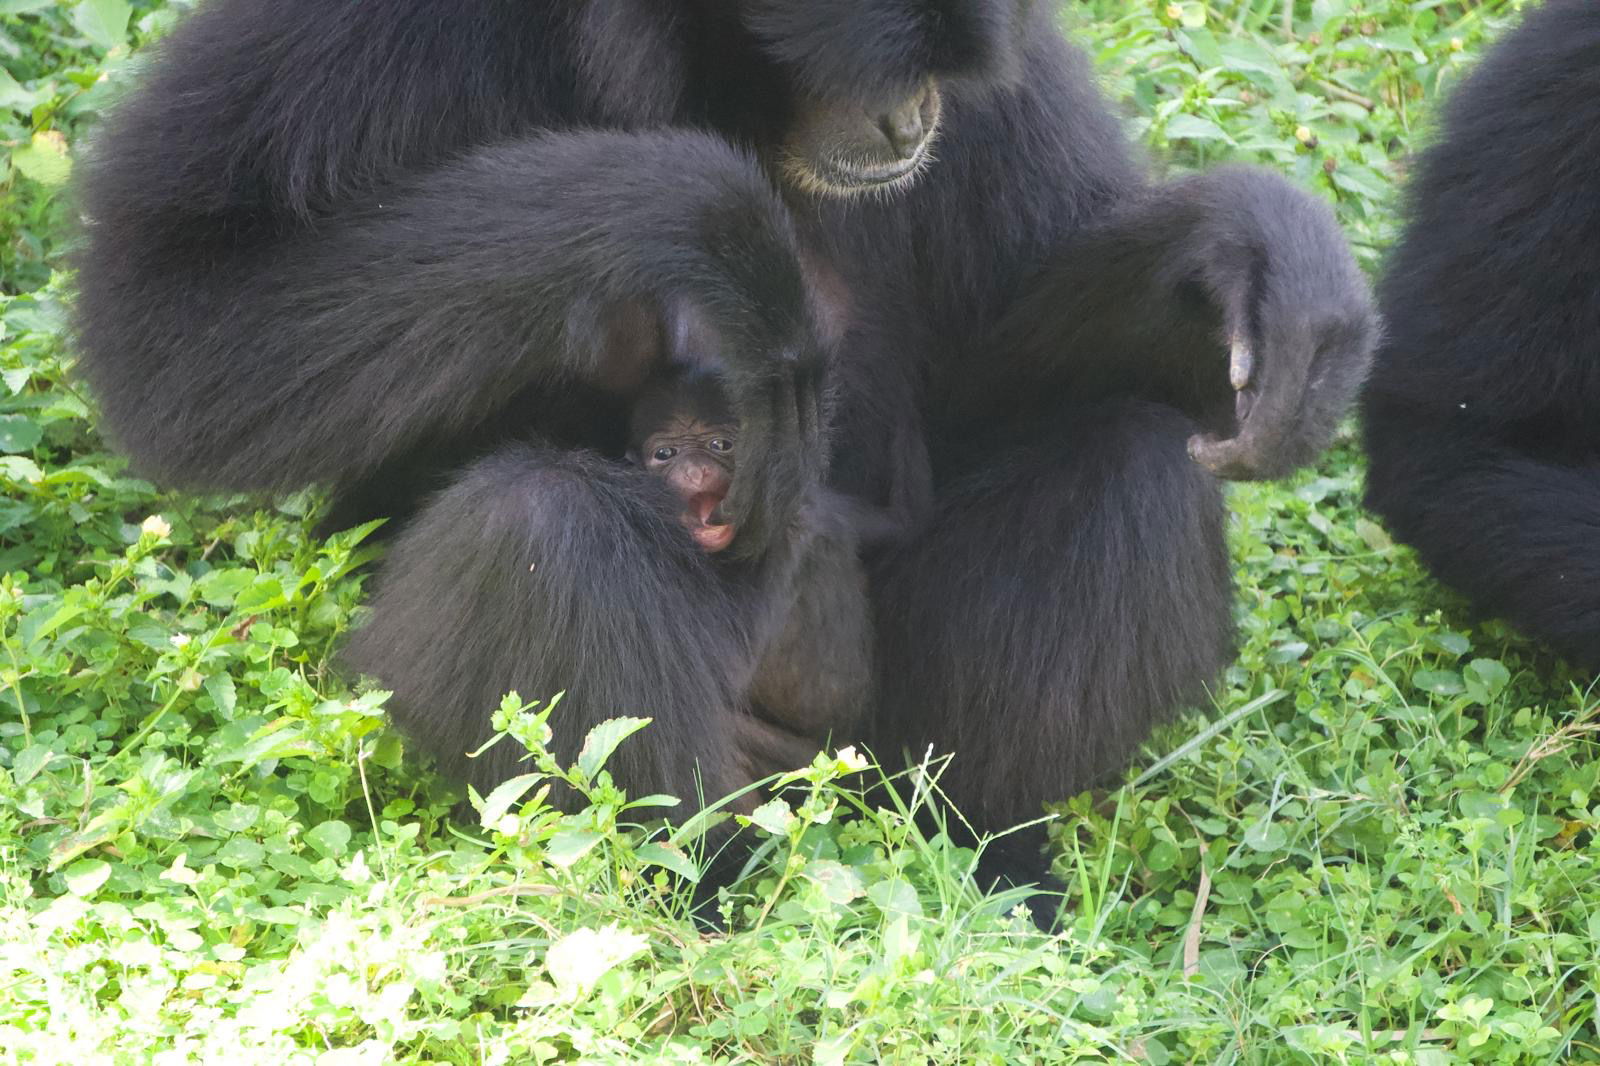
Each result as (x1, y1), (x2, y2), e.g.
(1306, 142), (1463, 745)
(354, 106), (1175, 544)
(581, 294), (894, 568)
(1364, 0), (1600, 672)
(75, 0), (1376, 881)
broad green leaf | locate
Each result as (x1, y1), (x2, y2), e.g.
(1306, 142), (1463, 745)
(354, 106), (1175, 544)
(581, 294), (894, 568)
(11, 744), (51, 785)
(576, 716), (650, 780)
(545, 829), (601, 868)
(10, 131), (71, 186)
(636, 842), (700, 882)
(0, 66), (35, 112)
(234, 574), (287, 612)
(215, 837), (266, 868)
(867, 879), (923, 919)
(72, 0), (133, 52)
(0, 414), (42, 454)
(1464, 658), (1511, 704)
(63, 858), (112, 897)
(477, 772), (544, 826)
(1413, 669), (1464, 696)
(194, 568), (255, 606)
(748, 797), (795, 836)
(1165, 114), (1231, 144)
(1216, 38), (1287, 77)
(1243, 819), (1288, 853)
(204, 673), (238, 718)
(804, 860), (866, 906)
(213, 803), (260, 833)
(1355, 518), (1393, 552)
(305, 820), (352, 858)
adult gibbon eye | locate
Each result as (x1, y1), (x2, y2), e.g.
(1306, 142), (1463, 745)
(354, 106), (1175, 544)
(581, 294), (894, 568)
(652, 446), (677, 462)
(709, 438), (733, 453)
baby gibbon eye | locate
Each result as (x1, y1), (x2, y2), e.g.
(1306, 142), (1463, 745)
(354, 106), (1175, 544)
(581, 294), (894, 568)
(652, 446), (677, 462)
(709, 438), (733, 453)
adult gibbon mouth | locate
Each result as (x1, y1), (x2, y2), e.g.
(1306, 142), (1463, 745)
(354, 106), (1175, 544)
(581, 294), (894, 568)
(782, 81), (942, 197)
(800, 139), (933, 193)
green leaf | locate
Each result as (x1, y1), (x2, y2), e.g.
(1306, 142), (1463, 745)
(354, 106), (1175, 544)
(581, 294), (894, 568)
(213, 803), (260, 833)
(0, 66), (35, 113)
(214, 720), (316, 769)
(10, 131), (71, 186)
(1371, 28), (1425, 61)
(636, 842), (700, 882)
(11, 744), (52, 785)
(63, 858), (112, 897)
(576, 716), (650, 781)
(0, 501), (32, 535)
(204, 673), (237, 718)
(1463, 659), (1511, 704)
(867, 878), (923, 919)
(1329, 162), (1391, 201)
(1216, 38), (1288, 79)
(1146, 838), (1181, 872)
(1174, 27), (1223, 69)
(215, 837), (266, 868)
(1458, 791), (1506, 821)
(623, 793), (682, 811)
(1165, 114), (1232, 144)
(305, 820), (352, 858)
(804, 859), (866, 906)
(0, 451), (44, 480)
(881, 914), (921, 966)
(1355, 518), (1393, 552)
(1267, 641), (1309, 665)
(0, 415), (44, 454)
(477, 772), (544, 826)
(545, 829), (602, 869)
(194, 569), (254, 606)
(1425, 631), (1471, 657)
(72, 0), (133, 52)
(1243, 819), (1288, 853)
(1413, 669), (1464, 696)
(748, 797), (795, 836)
(26, 601), (85, 645)
(234, 575), (287, 612)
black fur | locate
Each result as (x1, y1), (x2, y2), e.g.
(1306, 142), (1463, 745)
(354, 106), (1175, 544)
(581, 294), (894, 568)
(1364, 0), (1600, 671)
(74, 0), (1376, 877)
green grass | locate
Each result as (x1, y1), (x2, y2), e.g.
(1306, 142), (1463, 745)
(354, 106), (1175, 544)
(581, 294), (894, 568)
(5, 1), (1598, 1063)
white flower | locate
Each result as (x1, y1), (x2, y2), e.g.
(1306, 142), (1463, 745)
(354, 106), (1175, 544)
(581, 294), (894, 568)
(835, 746), (869, 772)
